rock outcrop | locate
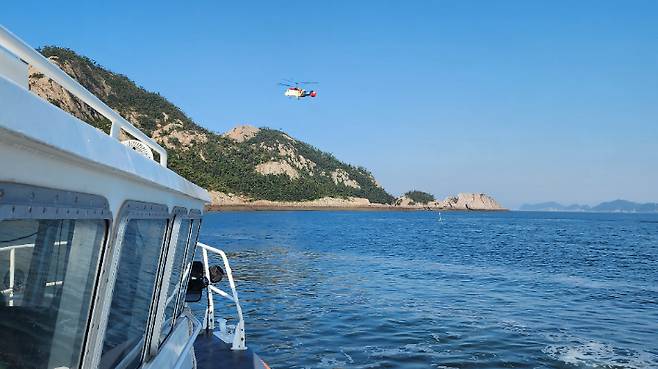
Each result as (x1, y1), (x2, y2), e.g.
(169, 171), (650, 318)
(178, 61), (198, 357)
(437, 193), (504, 210)
(29, 64), (105, 124)
(394, 196), (415, 207)
(222, 125), (260, 142)
(394, 192), (505, 211)
(255, 161), (300, 180)
(151, 121), (208, 150)
(330, 169), (361, 189)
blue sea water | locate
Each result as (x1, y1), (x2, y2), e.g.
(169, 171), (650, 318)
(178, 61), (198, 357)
(198, 211), (658, 369)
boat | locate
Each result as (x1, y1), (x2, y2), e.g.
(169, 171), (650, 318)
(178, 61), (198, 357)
(0, 25), (270, 369)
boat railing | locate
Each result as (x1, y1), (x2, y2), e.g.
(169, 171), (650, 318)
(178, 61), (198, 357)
(0, 25), (168, 167)
(197, 242), (247, 350)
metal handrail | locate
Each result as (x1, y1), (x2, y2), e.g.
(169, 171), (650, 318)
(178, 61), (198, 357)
(197, 242), (247, 350)
(0, 25), (168, 166)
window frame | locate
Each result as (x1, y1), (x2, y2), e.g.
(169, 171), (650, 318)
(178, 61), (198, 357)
(89, 200), (170, 369)
(146, 208), (202, 357)
(146, 206), (188, 357)
(0, 182), (112, 369)
(173, 210), (202, 319)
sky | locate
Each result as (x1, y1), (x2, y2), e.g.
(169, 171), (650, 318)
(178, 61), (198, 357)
(3, 1), (658, 208)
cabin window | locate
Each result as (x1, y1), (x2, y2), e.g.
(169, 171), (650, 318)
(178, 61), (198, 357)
(174, 218), (201, 318)
(158, 218), (192, 344)
(0, 219), (106, 369)
(100, 218), (167, 369)
(0, 183), (110, 369)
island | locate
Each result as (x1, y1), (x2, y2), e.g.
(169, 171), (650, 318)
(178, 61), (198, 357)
(29, 46), (506, 212)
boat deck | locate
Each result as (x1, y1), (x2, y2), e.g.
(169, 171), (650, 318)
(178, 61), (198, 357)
(194, 330), (266, 369)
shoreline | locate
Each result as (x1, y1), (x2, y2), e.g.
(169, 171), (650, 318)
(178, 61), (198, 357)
(207, 192), (506, 213)
(205, 204), (509, 212)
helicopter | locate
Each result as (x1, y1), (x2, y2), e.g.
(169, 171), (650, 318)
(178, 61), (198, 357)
(279, 79), (318, 99)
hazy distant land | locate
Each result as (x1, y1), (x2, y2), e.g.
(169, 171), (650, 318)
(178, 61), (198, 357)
(520, 200), (658, 213)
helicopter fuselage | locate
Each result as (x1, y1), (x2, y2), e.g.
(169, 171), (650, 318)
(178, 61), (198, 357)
(284, 87), (316, 99)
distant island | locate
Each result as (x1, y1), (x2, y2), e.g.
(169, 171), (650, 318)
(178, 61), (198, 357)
(520, 200), (658, 213)
(30, 46), (505, 211)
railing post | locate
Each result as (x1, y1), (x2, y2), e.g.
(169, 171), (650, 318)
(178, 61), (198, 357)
(9, 248), (15, 306)
(202, 248), (214, 330)
(109, 119), (121, 140)
(232, 319), (246, 350)
(215, 249), (246, 350)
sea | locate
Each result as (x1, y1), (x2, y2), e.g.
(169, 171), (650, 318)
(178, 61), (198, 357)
(197, 211), (658, 369)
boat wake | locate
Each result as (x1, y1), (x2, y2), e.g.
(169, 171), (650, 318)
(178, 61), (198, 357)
(543, 340), (656, 368)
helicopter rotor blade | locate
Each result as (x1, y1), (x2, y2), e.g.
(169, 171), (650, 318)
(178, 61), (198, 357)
(299, 81), (319, 85)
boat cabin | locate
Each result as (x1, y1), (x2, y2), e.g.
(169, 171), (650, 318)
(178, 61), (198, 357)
(0, 26), (267, 369)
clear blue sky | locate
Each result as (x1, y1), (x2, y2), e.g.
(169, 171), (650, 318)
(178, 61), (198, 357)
(4, 1), (658, 208)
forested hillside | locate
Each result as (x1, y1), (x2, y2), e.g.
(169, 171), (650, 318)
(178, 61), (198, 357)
(30, 46), (394, 204)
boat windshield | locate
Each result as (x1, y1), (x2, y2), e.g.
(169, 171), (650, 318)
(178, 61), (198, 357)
(0, 218), (106, 369)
